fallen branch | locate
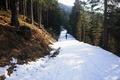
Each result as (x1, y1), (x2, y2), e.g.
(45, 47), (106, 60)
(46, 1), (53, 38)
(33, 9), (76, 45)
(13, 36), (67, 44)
(50, 47), (61, 58)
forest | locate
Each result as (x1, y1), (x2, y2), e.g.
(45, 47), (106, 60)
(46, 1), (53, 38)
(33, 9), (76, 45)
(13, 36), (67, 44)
(0, 0), (120, 80)
(0, 0), (66, 38)
(0, 0), (65, 69)
(0, 0), (120, 63)
(68, 0), (120, 56)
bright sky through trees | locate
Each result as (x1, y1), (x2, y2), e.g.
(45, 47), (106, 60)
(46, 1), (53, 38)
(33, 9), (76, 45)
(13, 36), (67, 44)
(58, 0), (75, 6)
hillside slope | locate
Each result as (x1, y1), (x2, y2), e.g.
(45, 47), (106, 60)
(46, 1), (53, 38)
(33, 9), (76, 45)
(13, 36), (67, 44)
(0, 11), (55, 67)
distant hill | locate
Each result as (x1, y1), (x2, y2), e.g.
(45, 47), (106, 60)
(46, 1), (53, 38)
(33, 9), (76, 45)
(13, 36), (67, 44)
(59, 3), (72, 13)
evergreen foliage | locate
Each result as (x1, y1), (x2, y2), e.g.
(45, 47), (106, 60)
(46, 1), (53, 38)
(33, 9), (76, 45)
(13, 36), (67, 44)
(1, 0), (120, 56)
(69, 0), (120, 56)
(0, 0), (64, 39)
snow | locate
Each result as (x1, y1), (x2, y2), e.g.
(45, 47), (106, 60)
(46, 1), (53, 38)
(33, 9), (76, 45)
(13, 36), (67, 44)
(1, 30), (120, 80)
(10, 58), (17, 64)
(0, 66), (9, 76)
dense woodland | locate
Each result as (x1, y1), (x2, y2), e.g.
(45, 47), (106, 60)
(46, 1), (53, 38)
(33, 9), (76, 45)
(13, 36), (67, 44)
(1, 0), (120, 79)
(0, 0), (67, 68)
(0, 0), (66, 39)
(0, 0), (120, 58)
(69, 0), (120, 56)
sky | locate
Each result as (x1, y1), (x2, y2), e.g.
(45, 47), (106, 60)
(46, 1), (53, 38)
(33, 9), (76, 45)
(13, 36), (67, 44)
(58, 0), (75, 6)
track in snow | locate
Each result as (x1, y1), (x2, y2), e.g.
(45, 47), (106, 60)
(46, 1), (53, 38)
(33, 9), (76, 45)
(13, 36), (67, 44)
(5, 30), (120, 80)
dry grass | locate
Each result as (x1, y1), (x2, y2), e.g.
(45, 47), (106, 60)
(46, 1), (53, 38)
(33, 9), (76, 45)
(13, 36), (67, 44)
(0, 10), (55, 67)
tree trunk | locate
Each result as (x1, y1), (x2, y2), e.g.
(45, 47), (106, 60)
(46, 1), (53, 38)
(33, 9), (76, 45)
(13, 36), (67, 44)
(23, 0), (26, 19)
(81, 23), (85, 42)
(11, 0), (19, 29)
(8, 0), (10, 10)
(31, 0), (34, 25)
(39, 7), (42, 26)
(103, 0), (108, 49)
(46, 10), (48, 26)
(5, 0), (8, 10)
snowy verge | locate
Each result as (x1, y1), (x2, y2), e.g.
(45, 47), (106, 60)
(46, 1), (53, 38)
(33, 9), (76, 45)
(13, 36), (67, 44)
(1, 30), (120, 80)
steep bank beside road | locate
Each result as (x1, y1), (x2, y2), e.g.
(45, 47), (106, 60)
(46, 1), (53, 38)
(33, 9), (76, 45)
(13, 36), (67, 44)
(0, 11), (55, 67)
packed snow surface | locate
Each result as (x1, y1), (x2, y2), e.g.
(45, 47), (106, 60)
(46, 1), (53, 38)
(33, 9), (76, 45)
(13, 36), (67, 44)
(3, 30), (120, 80)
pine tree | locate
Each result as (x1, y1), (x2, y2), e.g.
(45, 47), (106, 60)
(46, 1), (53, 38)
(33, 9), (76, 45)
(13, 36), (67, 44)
(11, 0), (19, 29)
(70, 0), (81, 38)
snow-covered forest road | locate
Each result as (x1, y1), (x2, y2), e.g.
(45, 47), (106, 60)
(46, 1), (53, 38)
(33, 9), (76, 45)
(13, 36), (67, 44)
(5, 30), (120, 80)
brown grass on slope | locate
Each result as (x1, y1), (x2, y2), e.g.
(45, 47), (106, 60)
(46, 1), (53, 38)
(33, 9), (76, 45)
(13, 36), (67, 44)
(0, 11), (55, 67)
